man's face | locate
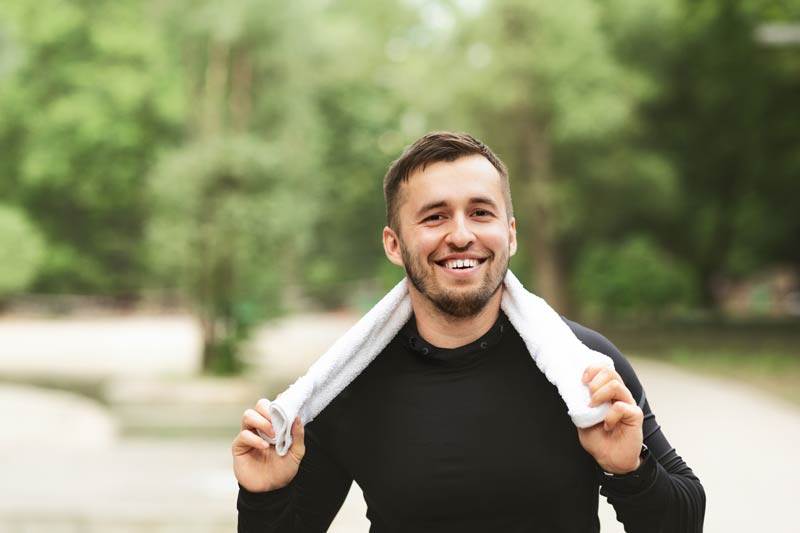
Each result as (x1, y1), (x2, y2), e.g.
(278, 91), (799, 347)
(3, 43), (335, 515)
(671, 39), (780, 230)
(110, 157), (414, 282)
(383, 154), (517, 318)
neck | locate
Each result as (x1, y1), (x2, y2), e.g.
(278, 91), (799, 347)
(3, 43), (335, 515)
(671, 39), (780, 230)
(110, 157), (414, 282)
(407, 285), (503, 349)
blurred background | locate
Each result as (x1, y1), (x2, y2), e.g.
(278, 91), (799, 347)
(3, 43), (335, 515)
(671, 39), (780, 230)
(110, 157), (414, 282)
(0, 0), (798, 531)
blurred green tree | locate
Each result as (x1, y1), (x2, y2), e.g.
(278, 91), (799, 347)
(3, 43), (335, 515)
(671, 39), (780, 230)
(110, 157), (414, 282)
(147, 0), (333, 372)
(295, 0), (418, 306)
(573, 235), (696, 321)
(401, 0), (680, 315)
(1, 0), (796, 334)
(643, 0), (800, 306)
(0, 0), (183, 294)
(148, 136), (292, 373)
(0, 204), (45, 298)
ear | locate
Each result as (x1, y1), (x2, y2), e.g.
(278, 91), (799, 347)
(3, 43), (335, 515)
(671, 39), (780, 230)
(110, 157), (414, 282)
(508, 217), (518, 257)
(383, 226), (405, 267)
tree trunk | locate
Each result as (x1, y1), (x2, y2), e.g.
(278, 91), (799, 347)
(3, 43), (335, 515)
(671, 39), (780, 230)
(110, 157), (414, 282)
(202, 38), (230, 137)
(201, 316), (216, 371)
(197, 38), (231, 372)
(522, 124), (570, 315)
(230, 48), (253, 132)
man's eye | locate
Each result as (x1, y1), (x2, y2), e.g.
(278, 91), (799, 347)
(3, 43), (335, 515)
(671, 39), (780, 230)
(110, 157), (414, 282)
(424, 214), (444, 222)
(473, 209), (492, 217)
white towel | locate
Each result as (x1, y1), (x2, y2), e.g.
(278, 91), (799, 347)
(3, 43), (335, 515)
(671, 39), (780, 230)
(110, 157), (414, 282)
(259, 270), (613, 456)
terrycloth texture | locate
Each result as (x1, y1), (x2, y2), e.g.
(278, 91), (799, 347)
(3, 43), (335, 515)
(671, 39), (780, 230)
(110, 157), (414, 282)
(259, 270), (613, 456)
(499, 271), (614, 428)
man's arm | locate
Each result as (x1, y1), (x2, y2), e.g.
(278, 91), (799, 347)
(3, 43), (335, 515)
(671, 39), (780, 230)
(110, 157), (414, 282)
(565, 318), (706, 533)
(236, 412), (353, 532)
(596, 352), (705, 533)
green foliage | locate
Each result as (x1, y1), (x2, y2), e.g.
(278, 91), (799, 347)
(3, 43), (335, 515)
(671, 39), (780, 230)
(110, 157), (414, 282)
(395, 0), (681, 310)
(148, 135), (298, 373)
(0, 0), (183, 293)
(642, 0), (800, 299)
(573, 236), (696, 320)
(0, 0), (797, 352)
(0, 204), (45, 297)
(279, 0), (417, 308)
(299, 82), (406, 308)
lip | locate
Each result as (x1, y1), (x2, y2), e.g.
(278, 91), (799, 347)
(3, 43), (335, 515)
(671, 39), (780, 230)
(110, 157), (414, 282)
(433, 253), (488, 264)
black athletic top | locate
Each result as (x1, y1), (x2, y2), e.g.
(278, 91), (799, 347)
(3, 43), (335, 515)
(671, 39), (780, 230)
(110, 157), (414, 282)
(238, 312), (705, 532)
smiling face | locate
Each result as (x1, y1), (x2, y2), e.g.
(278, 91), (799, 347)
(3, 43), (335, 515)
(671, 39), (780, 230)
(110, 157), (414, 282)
(383, 154), (517, 318)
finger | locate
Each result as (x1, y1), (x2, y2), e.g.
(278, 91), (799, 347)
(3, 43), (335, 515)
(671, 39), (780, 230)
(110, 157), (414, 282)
(289, 417), (306, 460)
(587, 367), (629, 398)
(292, 417), (304, 446)
(603, 401), (643, 432)
(587, 367), (617, 392)
(241, 408), (276, 438)
(582, 365), (605, 384)
(254, 398), (272, 417)
(589, 377), (635, 407)
(241, 408), (268, 431)
(232, 429), (270, 455)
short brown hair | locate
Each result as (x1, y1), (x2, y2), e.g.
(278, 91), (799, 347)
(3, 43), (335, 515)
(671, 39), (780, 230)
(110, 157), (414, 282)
(383, 131), (512, 231)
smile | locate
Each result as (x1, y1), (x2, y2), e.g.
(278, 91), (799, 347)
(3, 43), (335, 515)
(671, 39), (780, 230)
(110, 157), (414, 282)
(434, 257), (488, 272)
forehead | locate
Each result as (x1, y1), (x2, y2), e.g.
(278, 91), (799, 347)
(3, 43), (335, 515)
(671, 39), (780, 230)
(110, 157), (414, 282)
(400, 155), (505, 211)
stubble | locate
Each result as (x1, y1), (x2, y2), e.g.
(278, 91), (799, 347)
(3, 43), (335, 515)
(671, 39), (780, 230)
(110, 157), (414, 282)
(400, 244), (508, 318)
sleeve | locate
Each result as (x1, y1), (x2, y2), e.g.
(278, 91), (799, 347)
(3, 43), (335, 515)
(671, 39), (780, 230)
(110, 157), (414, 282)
(564, 318), (706, 533)
(237, 412), (354, 533)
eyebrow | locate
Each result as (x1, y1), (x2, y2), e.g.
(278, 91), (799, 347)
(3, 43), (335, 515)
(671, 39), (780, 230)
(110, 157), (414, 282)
(415, 197), (500, 218)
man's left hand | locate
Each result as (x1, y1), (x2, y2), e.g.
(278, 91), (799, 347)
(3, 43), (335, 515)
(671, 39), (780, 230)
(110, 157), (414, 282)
(577, 365), (644, 475)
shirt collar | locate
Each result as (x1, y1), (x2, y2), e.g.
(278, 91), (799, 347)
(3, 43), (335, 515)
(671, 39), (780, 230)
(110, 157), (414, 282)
(399, 310), (508, 361)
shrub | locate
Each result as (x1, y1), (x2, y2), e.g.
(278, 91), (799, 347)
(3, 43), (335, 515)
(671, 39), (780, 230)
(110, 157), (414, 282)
(573, 235), (695, 320)
(0, 204), (45, 297)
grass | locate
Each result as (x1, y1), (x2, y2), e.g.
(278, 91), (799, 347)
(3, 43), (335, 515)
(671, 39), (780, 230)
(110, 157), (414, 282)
(595, 319), (800, 407)
(648, 349), (800, 406)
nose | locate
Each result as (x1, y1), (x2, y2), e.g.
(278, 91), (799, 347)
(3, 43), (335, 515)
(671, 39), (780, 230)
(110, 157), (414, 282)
(445, 214), (475, 249)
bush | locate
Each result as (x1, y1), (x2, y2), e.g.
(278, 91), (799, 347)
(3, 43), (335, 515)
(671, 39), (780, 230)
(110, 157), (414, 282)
(0, 204), (45, 297)
(573, 235), (695, 320)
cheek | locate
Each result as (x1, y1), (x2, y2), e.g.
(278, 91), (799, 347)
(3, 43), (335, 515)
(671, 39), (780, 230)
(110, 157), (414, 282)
(407, 230), (442, 258)
(483, 226), (512, 249)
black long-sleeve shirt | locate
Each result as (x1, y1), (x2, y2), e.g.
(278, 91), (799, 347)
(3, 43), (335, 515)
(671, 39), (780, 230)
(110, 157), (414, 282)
(238, 313), (705, 532)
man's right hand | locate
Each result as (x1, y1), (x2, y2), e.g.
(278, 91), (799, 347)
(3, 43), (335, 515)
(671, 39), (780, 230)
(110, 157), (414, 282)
(232, 398), (306, 492)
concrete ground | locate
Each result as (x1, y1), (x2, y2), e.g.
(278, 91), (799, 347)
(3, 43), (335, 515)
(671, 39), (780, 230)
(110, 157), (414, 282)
(0, 315), (201, 379)
(0, 312), (797, 532)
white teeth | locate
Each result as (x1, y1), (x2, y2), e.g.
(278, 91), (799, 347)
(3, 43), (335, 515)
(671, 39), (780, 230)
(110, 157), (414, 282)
(443, 258), (479, 269)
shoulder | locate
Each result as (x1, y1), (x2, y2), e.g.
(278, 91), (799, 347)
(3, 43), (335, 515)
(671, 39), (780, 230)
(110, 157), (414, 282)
(560, 316), (643, 401)
(561, 317), (623, 360)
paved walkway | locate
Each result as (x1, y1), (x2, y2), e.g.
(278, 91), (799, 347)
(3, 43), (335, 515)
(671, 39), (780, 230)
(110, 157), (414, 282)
(607, 358), (799, 533)
(0, 313), (797, 532)
(0, 315), (201, 379)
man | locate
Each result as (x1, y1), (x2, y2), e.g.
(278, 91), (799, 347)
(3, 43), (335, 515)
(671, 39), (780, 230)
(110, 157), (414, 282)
(233, 132), (705, 532)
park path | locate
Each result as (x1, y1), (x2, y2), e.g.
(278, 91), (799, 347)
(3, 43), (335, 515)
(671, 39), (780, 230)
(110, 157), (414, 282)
(0, 312), (798, 532)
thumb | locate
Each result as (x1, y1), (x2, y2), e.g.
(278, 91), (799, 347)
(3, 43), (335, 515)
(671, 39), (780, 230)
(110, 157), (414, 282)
(290, 416), (306, 458)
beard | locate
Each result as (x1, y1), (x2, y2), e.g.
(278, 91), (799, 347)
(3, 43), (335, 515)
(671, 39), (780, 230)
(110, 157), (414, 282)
(399, 242), (509, 319)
